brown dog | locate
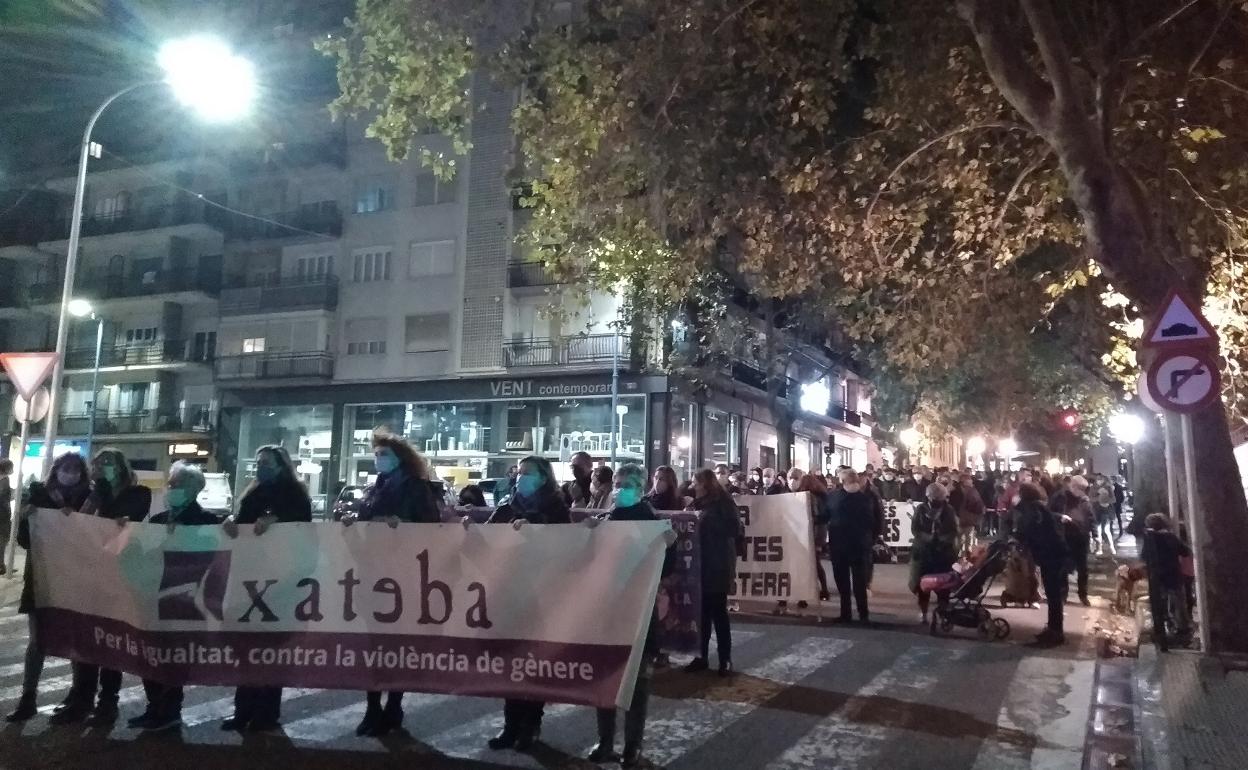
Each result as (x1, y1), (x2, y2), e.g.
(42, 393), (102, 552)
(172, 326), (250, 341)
(1115, 563), (1147, 614)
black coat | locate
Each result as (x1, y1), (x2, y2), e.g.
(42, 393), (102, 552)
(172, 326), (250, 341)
(17, 480), (92, 614)
(562, 476), (593, 508)
(697, 494), (740, 595)
(1142, 529), (1191, 590)
(823, 488), (879, 554)
(236, 478), (313, 524)
(489, 488), (571, 525)
(149, 502), (222, 526)
(646, 489), (682, 512)
(358, 471), (440, 523)
(902, 478), (927, 503)
(85, 480), (152, 522)
(1013, 500), (1068, 565)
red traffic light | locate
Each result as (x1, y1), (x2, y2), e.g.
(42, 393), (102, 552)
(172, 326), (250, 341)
(1060, 410), (1080, 429)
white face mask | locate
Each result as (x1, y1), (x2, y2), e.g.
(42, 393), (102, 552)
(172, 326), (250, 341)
(913, 474), (923, 481)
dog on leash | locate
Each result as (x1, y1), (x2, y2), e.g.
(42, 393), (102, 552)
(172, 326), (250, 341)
(1115, 563), (1147, 614)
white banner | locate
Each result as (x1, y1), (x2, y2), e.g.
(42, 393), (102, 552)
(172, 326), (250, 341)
(882, 500), (916, 549)
(730, 493), (819, 604)
(30, 511), (670, 708)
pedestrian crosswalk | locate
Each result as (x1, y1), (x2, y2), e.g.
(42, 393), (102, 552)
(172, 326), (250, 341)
(0, 608), (1096, 768)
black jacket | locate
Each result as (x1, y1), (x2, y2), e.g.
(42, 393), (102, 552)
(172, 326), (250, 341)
(1142, 529), (1191, 590)
(149, 502), (222, 526)
(696, 494), (740, 595)
(562, 475), (593, 508)
(902, 478), (927, 503)
(236, 478), (313, 524)
(489, 488), (571, 525)
(17, 480), (92, 614)
(646, 488), (682, 512)
(823, 488), (879, 553)
(85, 480), (152, 522)
(877, 477), (904, 502)
(1013, 500), (1068, 564)
(358, 471), (440, 523)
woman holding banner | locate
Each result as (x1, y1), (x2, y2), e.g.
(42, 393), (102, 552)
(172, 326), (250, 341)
(342, 432), (440, 737)
(795, 473), (832, 601)
(684, 468), (738, 676)
(220, 445), (312, 733)
(909, 483), (960, 624)
(5, 452), (92, 723)
(482, 455), (571, 752)
(646, 466), (687, 512)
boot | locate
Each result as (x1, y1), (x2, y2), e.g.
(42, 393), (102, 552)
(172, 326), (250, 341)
(5, 692), (36, 722)
(513, 723), (540, 751)
(84, 700), (119, 727)
(487, 727), (517, 750)
(372, 697), (403, 736)
(588, 708), (618, 762)
(682, 657), (709, 673)
(48, 697), (91, 725)
(355, 703), (383, 737)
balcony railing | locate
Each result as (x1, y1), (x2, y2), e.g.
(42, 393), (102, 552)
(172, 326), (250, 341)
(57, 407), (214, 436)
(730, 361), (797, 400)
(507, 261), (565, 289)
(215, 351), (335, 380)
(503, 334), (629, 368)
(63, 340), (212, 370)
(219, 202), (343, 241)
(828, 402), (863, 427)
(219, 274), (339, 316)
(29, 267), (222, 305)
(53, 201), (221, 239)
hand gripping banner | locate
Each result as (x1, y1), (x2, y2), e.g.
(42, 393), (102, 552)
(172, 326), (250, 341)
(30, 512), (671, 708)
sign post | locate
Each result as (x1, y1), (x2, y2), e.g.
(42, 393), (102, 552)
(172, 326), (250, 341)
(1137, 291), (1218, 653)
(0, 352), (59, 575)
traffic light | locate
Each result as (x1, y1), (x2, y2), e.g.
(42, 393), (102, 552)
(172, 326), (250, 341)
(1059, 410), (1080, 430)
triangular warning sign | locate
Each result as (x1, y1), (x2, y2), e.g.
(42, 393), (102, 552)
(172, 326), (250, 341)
(0, 352), (58, 401)
(1141, 290), (1217, 348)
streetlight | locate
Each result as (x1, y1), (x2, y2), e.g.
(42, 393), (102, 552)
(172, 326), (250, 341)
(998, 437), (1018, 457)
(68, 299), (104, 455)
(612, 404), (629, 467)
(1108, 412), (1145, 445)
(42, 36), (255, 473)
(965, 435), (986, 457)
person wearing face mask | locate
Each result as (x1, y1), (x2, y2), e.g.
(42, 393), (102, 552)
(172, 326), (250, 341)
(342, 432), (439, 737)
(765, 468), (789, 496)
(747, 467), (765, 495)
(587, 465), (615, 510)
(646, 466), (686, 511)
(482, 455), (571, 752)
(5, 453), (92, 723)
(787, 467), (805, 492)
(713, 463), (731, 489)
(909, 483), (959, 623)
(822, 470), (878, 624)
(587, 463), (675, 767)
(684, 468), (738, 676)
(902, 468), (928, 503)
(563, 451), (595, 508)
(127, 462), (221, 731)
(877, 467), (904, 502)
(54, 449), (152, 726)
(219, 445), (312, 733)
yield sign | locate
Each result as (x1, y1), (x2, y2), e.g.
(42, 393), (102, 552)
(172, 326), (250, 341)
(1141, 289), (1217, 348)
(0, 352), (58, 402)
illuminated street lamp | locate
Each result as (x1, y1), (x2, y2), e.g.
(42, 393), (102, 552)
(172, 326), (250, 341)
(899, 427), (921, 448)
(1108, 412), (1145, 445)
(965, 435), (987, 456)
(998, 437), (1018, 457)
(42, 36), (255, 472)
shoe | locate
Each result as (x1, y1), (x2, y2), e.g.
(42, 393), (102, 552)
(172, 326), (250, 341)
(717, 660), (733, 677)
(356, 706), (382, 737)
(819, 590), (831, 601)
(831, 615), (853, 625)
(220, 716), (247, 731)
(6, 693), (37, 722)
(622, 745), (642, 767)
(126, 711), (156, 730)
(1079, 595), (1091, 607)
(247, 719), (281, 733)
(487, 728), (517, 750)
(683, 657), (709, 673)
(142, 712), (182, 732)
(371, 703), (402, 736)
(588, 742), (619, 763)
(85, 702), (119, 727)
(513, 726), (540, 751)
(1032, 629), (1066, 647)
(797, 600), (809, 609)
(919, 612), (928, 625)
(48, 701), (91, 725)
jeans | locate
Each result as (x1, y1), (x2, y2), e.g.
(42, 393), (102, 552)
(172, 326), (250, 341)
(1038, 560), (1067, 635)
(830, 548), (870, 620)
(234, 686), (284, 724)
(141, 680), (183, 717)
(700, 592), (732, 662)
(596, 658), (652, 752)
(21, 614), (44, 695)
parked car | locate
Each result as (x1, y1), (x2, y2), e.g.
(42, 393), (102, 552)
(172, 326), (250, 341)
(332, 485), (365, 521)
(199, 472), (234, 516)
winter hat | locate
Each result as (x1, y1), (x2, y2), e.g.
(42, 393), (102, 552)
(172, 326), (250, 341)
(1069, 475), (1089, 492)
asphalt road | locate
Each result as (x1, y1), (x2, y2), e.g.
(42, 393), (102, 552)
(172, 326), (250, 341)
(0, 559), (1117, 770)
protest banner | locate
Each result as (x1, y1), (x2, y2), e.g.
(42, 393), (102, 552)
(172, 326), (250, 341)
(730, 492), (819, 604)
(30, 511), (670, 709)
(882, 500), (917, 550)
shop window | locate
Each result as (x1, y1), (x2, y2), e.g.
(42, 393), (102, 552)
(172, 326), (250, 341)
(404, 313), (451, 353)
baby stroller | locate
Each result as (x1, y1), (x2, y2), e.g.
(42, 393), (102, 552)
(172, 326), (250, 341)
(920, 539), (1013, 641)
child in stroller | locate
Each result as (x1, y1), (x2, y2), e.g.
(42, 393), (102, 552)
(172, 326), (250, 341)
(920, 539), (1014, 640)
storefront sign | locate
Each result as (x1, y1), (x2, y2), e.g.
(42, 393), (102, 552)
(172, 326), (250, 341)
(731, 492), (819, 603)
(31, 512), (671, 709)
(882, 500), (916, 550)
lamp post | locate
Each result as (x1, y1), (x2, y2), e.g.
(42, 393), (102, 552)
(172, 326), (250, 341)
(41, 36), (255, 473)
(68, 299), (104, 455)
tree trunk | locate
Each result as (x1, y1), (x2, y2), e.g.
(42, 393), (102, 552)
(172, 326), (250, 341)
(1130, 412), (1168, 519)
(775, 413), (795, 472)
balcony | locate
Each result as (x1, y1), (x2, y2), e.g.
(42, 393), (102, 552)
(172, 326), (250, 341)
(507, 260), (565, 290)
(29, 267), (221, 306)
(219, 274), (339, 316)
(63, 340), (211, 371)
(226, 136), (347, 173)
(503, 334), (629, 368)
(219, 201), (343, 241)
(57, 407), (214, 437)
(730, 361), (797, 400)
(215, 351), (334, 381)
(52, 201), (222, 239)
(828, 402), (863, 427)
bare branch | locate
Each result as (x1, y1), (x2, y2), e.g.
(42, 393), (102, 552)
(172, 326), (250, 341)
(955, 0), (1054, 130)
(1126, 0), (1204, 55)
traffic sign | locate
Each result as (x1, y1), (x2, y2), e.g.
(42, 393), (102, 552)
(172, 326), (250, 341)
(13, 387), (50, 423)
(1140, 290), (1217, 348)
(1135, 372), (1165, 414)
(0, 352), (58, 402)
(1146, 348), (1221, 413)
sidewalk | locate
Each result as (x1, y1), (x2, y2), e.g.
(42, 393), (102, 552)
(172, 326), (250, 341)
(1137, 649), (1248, 770)
(0, 550), (25, 608)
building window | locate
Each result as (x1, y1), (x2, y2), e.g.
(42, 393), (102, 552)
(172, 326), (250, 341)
(345, 318), (387, 356)
(192, 331), (217, 362)
(408, 240), (456, 278)
(354, 183), (389, 214)
(404, 313), (451, 353)
(412, 172), (455, 206)
(295, 255), (332, 280)
(92, 192), (130, 220)
(242, 337), (266, 354)
(124, 327), (157, 345)
(352, 248), (392, 283)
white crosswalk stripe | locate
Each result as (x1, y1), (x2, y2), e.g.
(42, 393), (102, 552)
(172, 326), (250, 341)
(283, 691), (456, 744)
(0, 657), (68, 681)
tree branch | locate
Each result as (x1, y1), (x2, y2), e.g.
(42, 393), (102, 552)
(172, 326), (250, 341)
(955, 0), (1054, 131)
(1019, 0), (1082, 111)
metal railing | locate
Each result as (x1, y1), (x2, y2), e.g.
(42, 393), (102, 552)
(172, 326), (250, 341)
(63, 339), (211, 370)
(53, 201), (220, 238)
(828, 402), (863, 427)
(219, 274), (339, 315)
(214, 351), (335, 380)
(57, 407), (214, 436)
(30, 267), (222, 304)
(219, 202), (343, 241)
(503, 334), (629, 367)
(730, 361), (797, 399)
(506, 261), (565, 288)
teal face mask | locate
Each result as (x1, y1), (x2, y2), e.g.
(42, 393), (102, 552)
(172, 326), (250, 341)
(516, 473), (542, 498)
(375, 451), (399, 475)
(101, 466), (118, 484)
(616, 487), (641, 507)
(166, 487), (192, 510)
